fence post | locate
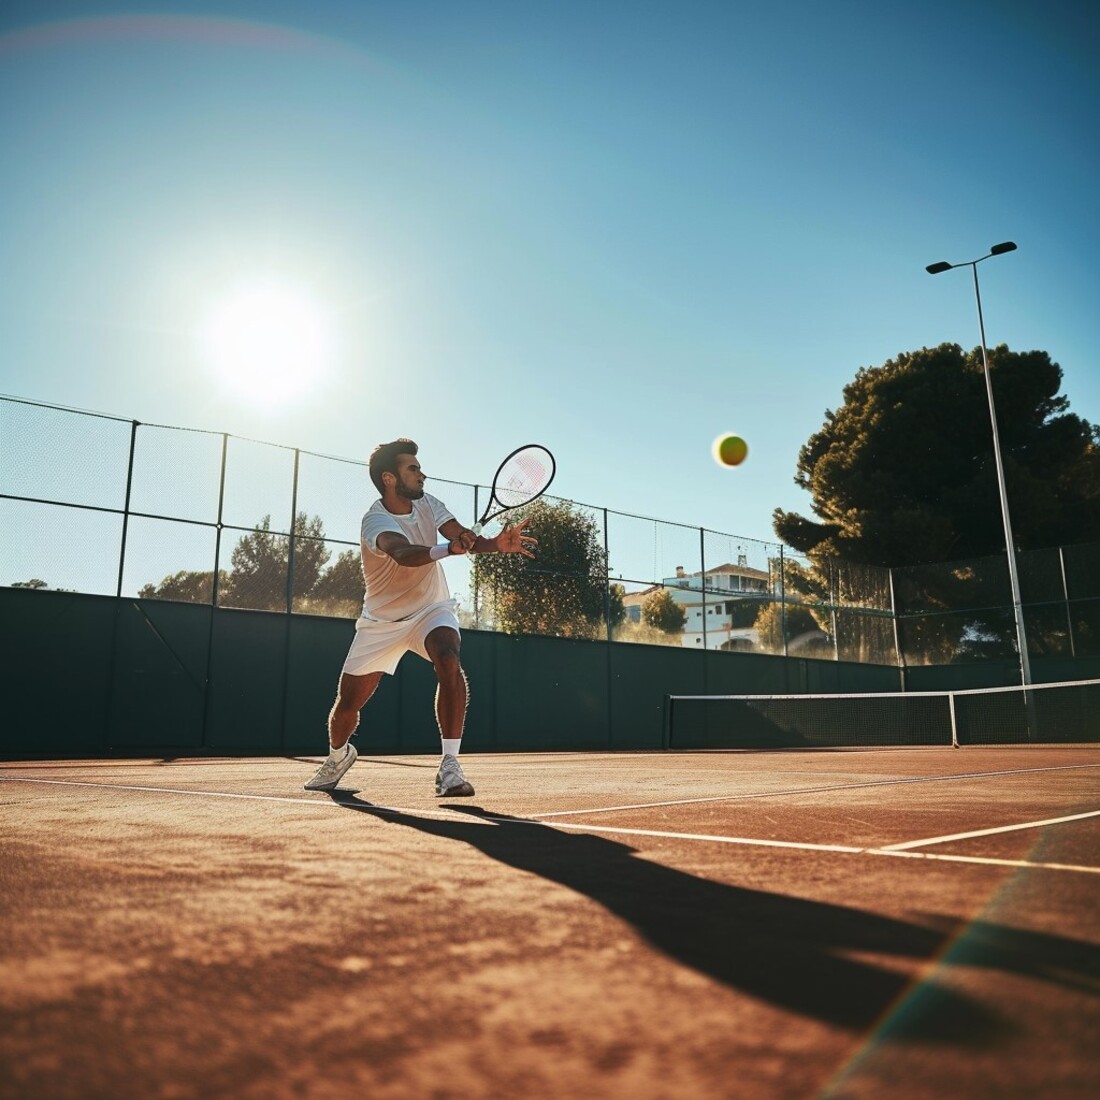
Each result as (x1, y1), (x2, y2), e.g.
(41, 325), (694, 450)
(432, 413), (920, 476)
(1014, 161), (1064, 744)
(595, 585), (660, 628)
(473, 485), (480, 628)
(603, 508), (612, 643)
(699, 527), (707, 652)
(286, 448), (300, 615)
(779, 544), (788, 658)
(889, 567), (906, 690)
(201, 433), (230, 750)
(604, 507), (613, 749)
(210, 434), (229, 608)
(281, 449), (301, 749)
(830, 559), (840, 661)
(115, 420), (139, 598)
(104, 420), (140, 751)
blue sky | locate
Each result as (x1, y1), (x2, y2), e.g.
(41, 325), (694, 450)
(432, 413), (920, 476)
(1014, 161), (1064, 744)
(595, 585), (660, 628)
(2, 0), (1097, 559)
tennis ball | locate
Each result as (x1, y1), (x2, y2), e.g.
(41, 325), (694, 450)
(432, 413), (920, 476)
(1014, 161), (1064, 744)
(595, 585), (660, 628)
(713, 433), (748, 467)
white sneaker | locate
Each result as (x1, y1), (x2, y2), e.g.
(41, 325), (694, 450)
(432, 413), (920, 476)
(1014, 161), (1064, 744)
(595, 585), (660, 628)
(435, 754), (475, 797)
(304, 744), (358, 791)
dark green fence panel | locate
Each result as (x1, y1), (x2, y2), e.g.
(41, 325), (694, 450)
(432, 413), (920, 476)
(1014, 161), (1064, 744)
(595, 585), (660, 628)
(904, 656), (1100, 694)
(107, 600), (210, 751)
(488, 633), (610, 751)
(3, 588), (1098, 760)
(282, 614), (358, 754)
(204, 609), (289, 751)
(395, 643), (452, 754)
(1, 589), (115, 756)
(609, 643), (706, 750)
(1033, 655), (1100, 684)
(460, 630), (498, 751)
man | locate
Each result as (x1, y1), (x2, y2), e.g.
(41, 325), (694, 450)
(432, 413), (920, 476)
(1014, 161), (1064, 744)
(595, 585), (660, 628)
(304, 439), (536, 796)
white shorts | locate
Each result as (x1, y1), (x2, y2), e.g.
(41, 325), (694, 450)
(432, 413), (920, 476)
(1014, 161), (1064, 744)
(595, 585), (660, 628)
(341, 600), (461, 677)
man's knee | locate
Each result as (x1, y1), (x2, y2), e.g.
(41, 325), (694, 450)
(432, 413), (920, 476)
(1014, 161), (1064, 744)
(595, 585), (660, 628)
(335, 673), (379, 713)
(427, 632), (463, 679)
(433, 646), (463, 678)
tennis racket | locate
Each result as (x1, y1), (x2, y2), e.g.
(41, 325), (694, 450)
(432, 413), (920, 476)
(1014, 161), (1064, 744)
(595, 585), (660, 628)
(472, 444), (556, 534)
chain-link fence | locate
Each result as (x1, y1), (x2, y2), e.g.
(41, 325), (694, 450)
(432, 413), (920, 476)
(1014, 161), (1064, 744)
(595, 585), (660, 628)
(3, 396), (1098, 667)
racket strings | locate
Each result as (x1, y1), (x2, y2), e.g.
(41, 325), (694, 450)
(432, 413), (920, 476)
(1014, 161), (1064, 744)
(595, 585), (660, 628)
(493, 448), (552, 507)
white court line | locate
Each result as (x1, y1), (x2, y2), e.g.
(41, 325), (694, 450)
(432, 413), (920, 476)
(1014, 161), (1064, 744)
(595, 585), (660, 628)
(525, 762), (1100, 818)
(3, 774), (1099, 876)
(0, 775), (455, 818)
(881, 808), (1100, 851)
(536, 821), (1100, 875)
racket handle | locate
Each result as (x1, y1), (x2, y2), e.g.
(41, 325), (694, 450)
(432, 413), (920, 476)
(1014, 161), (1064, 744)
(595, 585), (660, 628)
(471, 522), (483, 536)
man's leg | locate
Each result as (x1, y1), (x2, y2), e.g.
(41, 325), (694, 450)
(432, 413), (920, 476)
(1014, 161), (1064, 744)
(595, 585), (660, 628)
(424, 627), (474, 796)
(329, 671), (383, 749)
(304, 672), (381, 791)
(424, 626), (467, 739)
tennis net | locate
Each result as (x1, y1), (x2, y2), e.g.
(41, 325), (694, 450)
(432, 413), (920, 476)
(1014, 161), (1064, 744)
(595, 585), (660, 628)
(665, 678), (1100, 750)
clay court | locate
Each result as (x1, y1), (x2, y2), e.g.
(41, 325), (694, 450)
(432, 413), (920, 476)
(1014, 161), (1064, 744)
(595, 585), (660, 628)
(2, 746), (1098, 1099)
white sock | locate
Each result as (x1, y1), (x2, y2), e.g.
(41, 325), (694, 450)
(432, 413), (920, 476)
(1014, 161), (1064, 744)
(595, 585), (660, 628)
(441, 738), (461, 759)
(328, 743), (347, 762)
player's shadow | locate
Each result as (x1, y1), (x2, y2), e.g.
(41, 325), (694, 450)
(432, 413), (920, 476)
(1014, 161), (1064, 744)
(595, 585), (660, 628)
(328, 796), (1096, 1042)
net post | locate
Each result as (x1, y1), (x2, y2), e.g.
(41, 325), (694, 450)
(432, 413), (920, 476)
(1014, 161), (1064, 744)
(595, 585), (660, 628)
(948, 691), (959, 748)
(661, 695), (672, 750)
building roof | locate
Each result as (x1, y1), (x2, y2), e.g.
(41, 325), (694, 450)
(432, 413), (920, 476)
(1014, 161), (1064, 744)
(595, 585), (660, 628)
(670, 562), (771, 582)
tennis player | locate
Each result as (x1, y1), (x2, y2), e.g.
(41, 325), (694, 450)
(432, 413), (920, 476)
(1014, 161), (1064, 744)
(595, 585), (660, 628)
(305, 439), (537, 796)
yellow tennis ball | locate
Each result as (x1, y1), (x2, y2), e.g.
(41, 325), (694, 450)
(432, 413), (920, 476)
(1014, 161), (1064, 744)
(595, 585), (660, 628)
(713, 433), (748, 467)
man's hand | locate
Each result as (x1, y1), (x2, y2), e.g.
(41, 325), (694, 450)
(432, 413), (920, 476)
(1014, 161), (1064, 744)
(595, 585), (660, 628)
(497, 516), (538, 559)
(455, 528), (478, 553)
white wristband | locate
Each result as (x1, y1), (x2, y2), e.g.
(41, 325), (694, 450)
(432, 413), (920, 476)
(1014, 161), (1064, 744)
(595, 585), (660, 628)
(428, 543), (452, 561)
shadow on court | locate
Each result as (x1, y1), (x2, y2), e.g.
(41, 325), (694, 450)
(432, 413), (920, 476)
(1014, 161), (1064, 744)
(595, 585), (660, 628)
(326, 793), (1100, 1043)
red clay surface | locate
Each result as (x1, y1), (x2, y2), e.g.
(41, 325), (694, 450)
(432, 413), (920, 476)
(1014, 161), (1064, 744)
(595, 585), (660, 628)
(2, 747), (1098, 1099)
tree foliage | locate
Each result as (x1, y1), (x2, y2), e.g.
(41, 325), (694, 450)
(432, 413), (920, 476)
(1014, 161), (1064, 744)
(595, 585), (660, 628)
(228, 513), (329, 610)
(472, 499), (610, 638)
(608, 583), (627, 633)
(138, 569), (226, 604)
(752, 599), (828, 654)
(303, 548), (364, 617)
(773, 343), (1100, 663)
(138, 513), (363, 615)
(641, 588), (687, 634)
(774, 343), (1100, 567)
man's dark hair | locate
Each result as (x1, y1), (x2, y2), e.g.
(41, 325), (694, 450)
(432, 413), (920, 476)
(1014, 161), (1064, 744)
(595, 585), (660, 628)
(369, 438), (418, 494)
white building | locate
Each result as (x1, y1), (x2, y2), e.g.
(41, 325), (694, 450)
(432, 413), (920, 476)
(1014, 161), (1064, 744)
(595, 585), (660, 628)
(621, 557), (772, 650)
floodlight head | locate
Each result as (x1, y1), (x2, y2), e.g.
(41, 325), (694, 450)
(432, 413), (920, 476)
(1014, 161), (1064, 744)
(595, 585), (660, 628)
(926, 261), (953, 275)
(990, 241), (1017, 255)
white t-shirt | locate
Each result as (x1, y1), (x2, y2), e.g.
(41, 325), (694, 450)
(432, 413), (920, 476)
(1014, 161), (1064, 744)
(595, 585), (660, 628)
(359, 493), (456, 621)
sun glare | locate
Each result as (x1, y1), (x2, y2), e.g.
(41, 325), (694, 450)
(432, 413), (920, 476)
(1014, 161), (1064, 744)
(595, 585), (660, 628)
(201, 283), (332, 406)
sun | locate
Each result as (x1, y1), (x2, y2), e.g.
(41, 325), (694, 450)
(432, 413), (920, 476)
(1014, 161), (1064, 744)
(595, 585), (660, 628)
(201, 282), (332, 406)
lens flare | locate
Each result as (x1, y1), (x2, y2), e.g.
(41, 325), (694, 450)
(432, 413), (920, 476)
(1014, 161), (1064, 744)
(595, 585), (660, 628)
(200, 282), (331, 407)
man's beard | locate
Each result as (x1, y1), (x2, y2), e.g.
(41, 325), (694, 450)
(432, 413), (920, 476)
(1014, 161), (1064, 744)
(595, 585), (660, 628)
(396, 483), (424, 501)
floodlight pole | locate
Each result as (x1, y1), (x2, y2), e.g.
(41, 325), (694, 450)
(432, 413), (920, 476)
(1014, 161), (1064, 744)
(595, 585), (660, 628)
(925, 242), (1032, 688)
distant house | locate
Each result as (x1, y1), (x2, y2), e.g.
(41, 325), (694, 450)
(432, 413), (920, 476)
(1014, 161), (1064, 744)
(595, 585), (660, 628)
(621, 556), (772, 650)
